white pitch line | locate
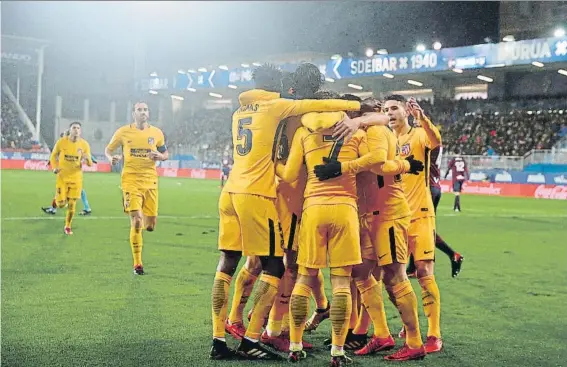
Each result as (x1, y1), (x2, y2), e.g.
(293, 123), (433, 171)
(1, 213), (566, 221)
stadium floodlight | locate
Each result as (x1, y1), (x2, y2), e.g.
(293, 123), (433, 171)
(416, 44), (426, 52)
(554, 28), (566, 38)
(149, 72), (158, 77)
(365, 48), (374, 57)
(433, 41), (442, 50)
(531, 61), (544, 67)
(219, 65), (229, 70)
(383, 73), (394, 79)
(198, 67), (207, 72)
(407, 80), (423, 87)
(187, 87), (197, 92)
(376, 49), (388, 55)
(331, 54), (341, 60)
(558, 69), (567, 76)
(228, 84), (238, 89)
(252, 62), (262, 67)
(171, 95), (184, 101)
(188, 69), (196, 73)
(241, 63), (250, 68)
(149, 90), (158, 95)
(477, 75), (494, 82)
(347, 83), (363, 90)
(177, 70), (186, 74)
(209, 92), (223, 98)
(452, 68), (463, 73)
(503, 35), (515, 42)
(325, 77), (335, 83)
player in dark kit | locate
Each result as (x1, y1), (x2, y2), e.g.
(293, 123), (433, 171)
(407, 146), (464, 278)
(220, 159), (232, 188)
(445, 153), (469, 212)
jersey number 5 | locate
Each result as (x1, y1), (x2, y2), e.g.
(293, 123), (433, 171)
(236, 117), (252, 156)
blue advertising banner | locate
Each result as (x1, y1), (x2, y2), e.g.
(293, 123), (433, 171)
(142, 36), (567, 91)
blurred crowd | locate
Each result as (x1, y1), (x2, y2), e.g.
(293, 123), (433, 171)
(2, 92), (566, 159)
(1, 93), (34, 150)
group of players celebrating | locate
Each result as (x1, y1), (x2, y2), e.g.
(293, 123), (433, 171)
(45, 61), (468, 366)
(210, 63), (466, 366)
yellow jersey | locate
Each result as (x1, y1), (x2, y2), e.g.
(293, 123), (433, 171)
(277, 111), (367, 210)
(106, 123), (166, 187)
(49, 136), (92, 182)
(358, 126), (410, 220)
(396, 119), (441, 219)
(223, 89), (361, 199)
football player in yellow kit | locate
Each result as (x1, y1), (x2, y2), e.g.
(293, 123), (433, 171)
(385, 95), (443, 354)
(49, 121), (93, 235)
(105, 102), (168, 275)
(210, 64), (366, 360)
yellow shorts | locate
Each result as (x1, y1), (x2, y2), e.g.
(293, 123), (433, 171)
(56, 176), (82, 203)
(359, 215), (376, 261)
(366, 215), (411, 266)
(218, 192), (284, 257)
(297, 204), (361, 269)
(408, 216), (436, 261)
(276, 192), (301, 252)
(122, 186), (158, 217)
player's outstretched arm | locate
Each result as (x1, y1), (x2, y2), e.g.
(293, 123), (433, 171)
(444, 159), (454, 179)
(274, 98), (361, 121)
(275, 128), (305, 183)
(332, 112), (389, 141)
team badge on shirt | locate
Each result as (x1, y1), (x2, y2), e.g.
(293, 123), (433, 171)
(401, 143), (411, 156)
(148, 137), (154, 146)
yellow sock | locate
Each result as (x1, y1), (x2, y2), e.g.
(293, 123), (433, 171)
(65, 199), (76, 228)
(129, 226), (143, 266)
(349, 280), (359, 330)
(281, 309), (290, 334)
(356, 277), (390, 338)
(353, 304), (371, 335)
(212, 271), (232, 339)
(289, 282), (311, 347)
(267, 267), (295, 337)
(330, 286), (352, 347)
(228, 267), (258, 324)
(419, 275), (441, 338)
(311, 270), (329, 309)
(388, 280), (423, 349)
(245, 274), (280, 340)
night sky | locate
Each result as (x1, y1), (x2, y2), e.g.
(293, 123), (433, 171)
(2, 1), (500, 94)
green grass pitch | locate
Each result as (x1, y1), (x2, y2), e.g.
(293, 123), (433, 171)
(2, 170), (566, 367)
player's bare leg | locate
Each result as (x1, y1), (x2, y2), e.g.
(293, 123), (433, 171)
(227, 256), (261, 339)
(143, 215), (157, 232)
(210, 250), (242, 359)
(262, 250), (313, 352)
(129, 211), (145, 274)
(415, 259), (442, 354)
(351, 260), (394, 355)
(305, 269), (330, 332)
(236, 256), (285, 360)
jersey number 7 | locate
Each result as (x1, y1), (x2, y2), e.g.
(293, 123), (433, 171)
(236, 117), (252, 156)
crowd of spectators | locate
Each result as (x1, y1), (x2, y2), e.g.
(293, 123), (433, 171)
(1, 93), (34, 150)
(164, 96), (566, 161)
